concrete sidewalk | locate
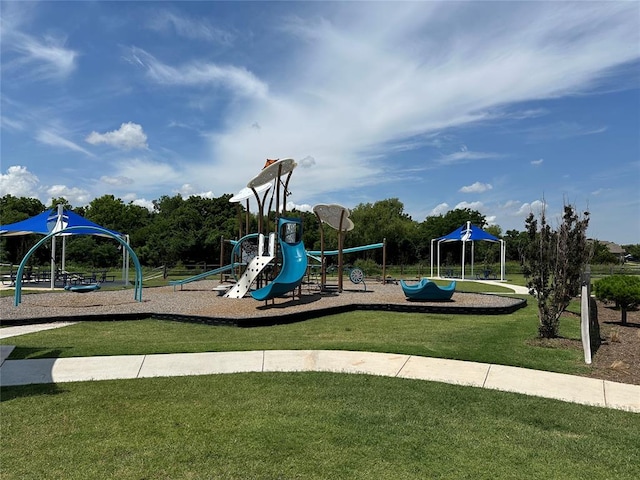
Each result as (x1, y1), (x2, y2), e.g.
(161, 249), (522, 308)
(0, 321), (79, 340)
(1, 348), (638, 413)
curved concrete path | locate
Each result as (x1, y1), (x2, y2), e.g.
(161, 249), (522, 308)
(1, 344), (638, 413)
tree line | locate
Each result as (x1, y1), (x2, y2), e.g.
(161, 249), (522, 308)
(0, 193), (636, 270)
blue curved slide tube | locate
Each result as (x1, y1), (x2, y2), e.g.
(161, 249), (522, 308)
(251, 218), (308, 301)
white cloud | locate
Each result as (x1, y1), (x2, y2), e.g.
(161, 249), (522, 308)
(287, 201), (313, 213)
(514, 200), (546, 217)
(19, 34), (77, 77)
(147, 10), (235, 44)
(460, 182), (493, 194)
(203, 1), (639, 199)
(501, 200), (521, 209)
(436, 150), (499, 166)
(0, 165), (40, 197)
(455, 201), (485, 211)
(1, 116), (26, 132)
(127, 47), (268, 99)
(523, 122), (608, 142)
(46, 184), (91, 205)
(86, 122), (148, 150)
(531, 159), (544, 166)
(131, 198), (155, 211)
(100, 175), (135, 186)
(109, 158), (184, 191)
(36, 129), (94, 156)
(119, 193), (155, 211)
(430, 203), (450, 216)
(175, 184), (215, 199)
(1, 6), (78, 80)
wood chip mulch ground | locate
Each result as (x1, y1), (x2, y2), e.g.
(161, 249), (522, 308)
(584, 301), (640, 386)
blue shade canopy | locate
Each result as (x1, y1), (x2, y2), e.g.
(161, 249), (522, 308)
(0, 209), (123, 238)
(437, 222), (499, 243)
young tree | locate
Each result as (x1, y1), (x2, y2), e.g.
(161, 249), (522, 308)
(521, 203), (591, 338)
(594, 275), (640, 325)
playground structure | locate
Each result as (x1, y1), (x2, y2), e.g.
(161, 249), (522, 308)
(168, 158), (387, 301)
(65, 282), (101, 293)
(218, 158), (308, 302)
(225, 232), (277, 298)
(400, 278), (456, 301)
(250, 217), (307, 301)
(11, 225), (144, 306)
(312, 203), (353, 292)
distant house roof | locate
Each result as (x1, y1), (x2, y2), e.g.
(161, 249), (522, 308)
(600, 241), (626, 255)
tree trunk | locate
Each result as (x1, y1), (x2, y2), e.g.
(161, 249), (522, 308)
(621, 306), (627, 325)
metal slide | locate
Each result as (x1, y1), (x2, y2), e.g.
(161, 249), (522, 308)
(168, 264), (234, 291)
(225, 233), (276, 298)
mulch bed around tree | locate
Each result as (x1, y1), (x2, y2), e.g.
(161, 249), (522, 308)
(587, 300), (640, 385)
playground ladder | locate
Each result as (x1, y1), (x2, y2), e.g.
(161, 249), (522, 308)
(224, 233), (276, 298)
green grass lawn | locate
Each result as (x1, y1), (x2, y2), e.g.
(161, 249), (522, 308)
(2, 373), (639, 480)
(3, 296), (636, 479)
(1, 298), (589, 376)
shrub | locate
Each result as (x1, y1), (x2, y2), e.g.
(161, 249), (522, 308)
(594, 275), (640, 325)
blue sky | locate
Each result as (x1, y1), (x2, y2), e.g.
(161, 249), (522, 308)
(1, 1), (639, 244)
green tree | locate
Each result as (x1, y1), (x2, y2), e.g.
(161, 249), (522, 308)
(594, 275), (640, 325)
(0, 195), (47, 264)
(348, 199), (416, 265)
(521, 204), (591, 338)
(143, 194), (238, 266)
(47, 197), (73, 211)
(591, 241), (618, 264)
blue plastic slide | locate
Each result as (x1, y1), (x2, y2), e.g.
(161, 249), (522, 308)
(251, 217), (308, 301)
(169, 264), (234, 290)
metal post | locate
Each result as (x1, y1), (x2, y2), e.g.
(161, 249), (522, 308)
(382, 238), (387, 283)
(580, 265), (592, 364)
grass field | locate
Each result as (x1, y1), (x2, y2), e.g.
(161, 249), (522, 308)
(3, 373), (640, 480)
(2, 292), (639, 478)
(2, 298), (590, 376)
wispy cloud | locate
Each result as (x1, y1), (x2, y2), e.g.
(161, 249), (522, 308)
(36, 129), (94, 156)
(436, 150), (500, 166)
(522, 122), (608, 142)
(531, 159), (544, 166)
(146, 10), (235, 45)
(126, 47), (268, 98)
(191, 2), (639, 198)
(1, 7), (78, 81)
(0, 116), (26, 132)
(100, 175), (135, 186)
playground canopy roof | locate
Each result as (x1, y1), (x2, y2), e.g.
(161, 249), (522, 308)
(436, 222), (499, 243)
(0, 209), (123, 238)
(431, 221), (505, 281)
